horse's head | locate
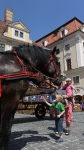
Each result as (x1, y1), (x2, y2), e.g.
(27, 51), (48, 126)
(32, 45), (62, 86)
(12, 44), (62, 86)
(42, 46), (62, 86)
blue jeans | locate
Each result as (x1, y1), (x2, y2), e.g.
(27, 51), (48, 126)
(55, 117), (64, 133)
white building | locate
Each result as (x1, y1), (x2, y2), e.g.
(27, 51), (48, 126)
(36, 17), (84, 103)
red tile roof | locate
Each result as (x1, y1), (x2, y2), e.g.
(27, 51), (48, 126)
(0, 21), (6, 35)
(36, 17), (83, 46)
(0, 20), (12, 35)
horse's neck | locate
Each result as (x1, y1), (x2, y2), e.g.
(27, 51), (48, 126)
(0, 53), (22, 75)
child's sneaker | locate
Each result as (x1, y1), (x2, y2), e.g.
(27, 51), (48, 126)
(65, 130), (69, 135)
(56, 137), (63, 142)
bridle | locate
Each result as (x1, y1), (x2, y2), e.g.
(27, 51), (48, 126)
(40, 54), (60, 83)
(14, 51), (60, 84)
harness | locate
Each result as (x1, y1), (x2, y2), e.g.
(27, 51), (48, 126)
(0, 51), (60, 97)
(41, 54), (59, 82)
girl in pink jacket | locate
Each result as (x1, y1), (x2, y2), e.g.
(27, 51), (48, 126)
(63, 78), (77, 108)
(62, 78), (78, 135)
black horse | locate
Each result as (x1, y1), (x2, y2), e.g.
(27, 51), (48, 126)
(0, 44), (62, 150)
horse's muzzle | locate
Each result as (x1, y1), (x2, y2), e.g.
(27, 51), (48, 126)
(53, 75), (63, 86)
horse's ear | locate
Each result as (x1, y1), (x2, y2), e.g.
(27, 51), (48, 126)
(52, 46), (57, 55)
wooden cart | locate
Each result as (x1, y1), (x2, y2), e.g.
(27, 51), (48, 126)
(17, 81), (56, 119)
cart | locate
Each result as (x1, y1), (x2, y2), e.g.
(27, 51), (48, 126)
(17, 81), (56, 119)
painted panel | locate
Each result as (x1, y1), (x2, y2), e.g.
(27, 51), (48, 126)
(5, 27), (12, 37)
(14, 24), (24, 29)
(26, 33), (32, 43)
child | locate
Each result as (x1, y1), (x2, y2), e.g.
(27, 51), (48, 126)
(62, 78), (78, 108)
(41, 94), (65, 142)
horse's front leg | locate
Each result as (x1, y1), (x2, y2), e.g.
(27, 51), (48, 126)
(0, 96), (20, 150)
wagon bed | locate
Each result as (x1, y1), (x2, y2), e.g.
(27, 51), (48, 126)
(17, 82), (56, 119)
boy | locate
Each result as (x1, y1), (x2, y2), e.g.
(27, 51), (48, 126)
(41, 95), (65, 142)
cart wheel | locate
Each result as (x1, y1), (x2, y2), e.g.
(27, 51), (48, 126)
(50, 107), (56, 119)
(35, 105), (46, 119)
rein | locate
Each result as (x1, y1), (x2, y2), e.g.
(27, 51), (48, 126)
(40, 54), (60, 83)
(0, 50), (60, 97)
(24, 53), (60, 89)
(13, 51), (28, 72)
(14, 51), (60, 81)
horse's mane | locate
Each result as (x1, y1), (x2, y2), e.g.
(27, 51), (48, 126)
(12, 44), (52, 65)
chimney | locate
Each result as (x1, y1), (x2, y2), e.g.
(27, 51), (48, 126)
(4, 9), (13, 23)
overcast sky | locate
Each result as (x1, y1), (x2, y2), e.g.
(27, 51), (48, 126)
(0, 0), (84, 41)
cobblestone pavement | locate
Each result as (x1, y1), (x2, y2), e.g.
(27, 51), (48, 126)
(9, 112), (84, 150)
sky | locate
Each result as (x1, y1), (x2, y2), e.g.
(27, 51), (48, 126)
(0, 0), (84, 41)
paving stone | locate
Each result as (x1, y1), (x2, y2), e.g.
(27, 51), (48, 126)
(8, 112), (84, 150)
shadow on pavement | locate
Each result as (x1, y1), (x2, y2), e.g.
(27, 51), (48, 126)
(49, 133), (59, 140)
(13, 115), (52, 124)
(9, 129), (50, 150)
(11, 130), (39, 139)
(48, 127), (55, 132)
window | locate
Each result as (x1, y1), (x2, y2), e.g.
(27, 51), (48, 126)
(65, 53), (71, 71)
(20, 32), (23, 38)
(42, 40), (48, 46)
(53, 31), (58, 37)
(73, 76), (79, 84)
(62, 30), (65, 37)
(65, 44), (70, 51)
(0, 43), (5, 51)
(15, 30), (18, 37)
(60, 27), (68, 38)
(42, 41), (45, 46)
(14, 30), (24, 38)
(66, 58), (71, 70)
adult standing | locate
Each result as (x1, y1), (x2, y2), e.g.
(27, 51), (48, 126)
(64, 99), (73, 135)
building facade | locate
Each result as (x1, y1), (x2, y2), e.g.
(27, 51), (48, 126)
(36, 17), (84, 98)
(0, 9), (32, 51)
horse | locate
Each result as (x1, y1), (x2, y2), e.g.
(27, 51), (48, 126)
(0, 44), (62, 150)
